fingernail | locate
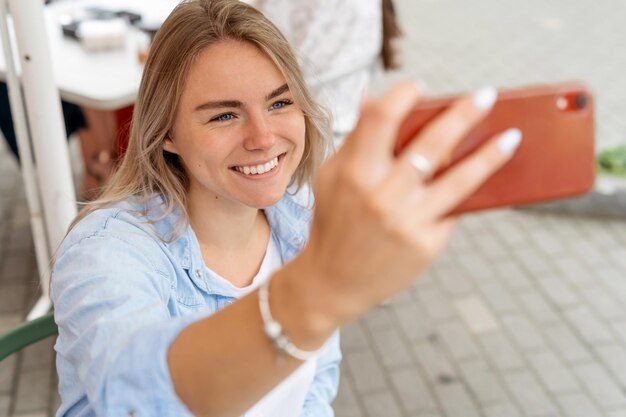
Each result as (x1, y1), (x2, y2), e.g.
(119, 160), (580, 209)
(473, 86), (497, 110)
(497, 128), (522, 154)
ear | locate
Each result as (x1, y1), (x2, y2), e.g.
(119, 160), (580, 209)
(162, 136), (179, 154)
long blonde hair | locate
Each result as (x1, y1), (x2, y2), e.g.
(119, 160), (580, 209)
(70, 0), (331, 235)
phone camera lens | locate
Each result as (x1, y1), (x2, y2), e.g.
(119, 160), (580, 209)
(575, 94), (587, 109)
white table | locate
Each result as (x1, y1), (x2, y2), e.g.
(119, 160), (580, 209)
(0, 0), (177, 109)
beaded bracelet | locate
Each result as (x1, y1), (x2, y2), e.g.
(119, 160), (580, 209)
(258, 279), (324, 363)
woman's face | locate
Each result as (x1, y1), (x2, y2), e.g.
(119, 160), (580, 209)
(165, 39), (306, 209)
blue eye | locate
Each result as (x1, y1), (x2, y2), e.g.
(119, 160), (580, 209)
(271, 99), (293, 110)
(211, 113), (234, 122)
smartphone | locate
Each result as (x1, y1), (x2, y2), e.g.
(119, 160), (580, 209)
(395, 82), (596, 214)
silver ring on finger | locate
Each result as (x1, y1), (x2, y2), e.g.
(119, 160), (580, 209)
(407, 153), (434, 180)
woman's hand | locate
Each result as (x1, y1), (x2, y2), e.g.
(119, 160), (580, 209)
(276, 81), (521, 345)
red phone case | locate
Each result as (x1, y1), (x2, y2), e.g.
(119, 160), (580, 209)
(395, 82), (596, 214)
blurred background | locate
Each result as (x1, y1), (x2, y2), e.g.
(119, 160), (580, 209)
(1, 0), (626, 416)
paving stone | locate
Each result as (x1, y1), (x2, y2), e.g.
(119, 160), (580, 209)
(362, 307), (395, 332)
(432, 263), (474, 296)
(13, 368), (52, 413)
(476, 281), (518, 315)
(594, 266), (626, 301)
(556, 392), (603, 417)
(529, 229), (566, 257)
(611, 321), (626, 346)
(344, 350), (387, 394)
(581, 286), (626, 321)
(360, 390), (403, 417)
(458, 359), (507, 405)
(489, 217), (529, 248)
(334, 370), (364, 417)
(516, 290), (561, 324)
(390, 301), (435, 342)
(412, 342), (457, 385)
(527, 351), (579, 394)
(0, 283), (28, 315)
(433, 382), (481, 417)
(512, 246), (552, 276)
(595, 344), (626, 389)
(503, 371), (559, 417)
(543, 324), (593, 364)
(415, 287), (456, 322)
(552, 257), (596, 288)
(0, 253), (33, 284)
(453, 296), (499, 334)
(0, 314), (22, 334)
(469, 233), (510, 261)
(493, 260), (534, 291)
(4, 228), (34, 254)
(435, 321), (481, 361)
(537, 275), (580, 308)
(479, 332), (525, 372)
(570, 240), (608, 269)
(455, 253), (496, 283)
(340, 321), (370, 353)
(564, 306), (615, 345)
(481, 403), (523, 417)
(572, 363), (626, 409)
(20, 337), (55, 371)
(389, 366), (437, 414)
(0, 355), (16, 393)
(369, 327), (413, 370)
(501, 314), (546, 351)
(0, 395), (9, 417)
(609, 248), (626, 270)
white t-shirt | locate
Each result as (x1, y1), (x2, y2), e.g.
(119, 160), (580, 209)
(207, 234), (318, 417)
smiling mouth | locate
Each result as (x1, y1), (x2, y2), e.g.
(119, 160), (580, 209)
(233, 153), (284, 176)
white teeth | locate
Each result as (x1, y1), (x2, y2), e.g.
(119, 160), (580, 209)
(236, 156), (279, 176)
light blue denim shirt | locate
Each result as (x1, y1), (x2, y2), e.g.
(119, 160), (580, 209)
(52, 194), (341, 417)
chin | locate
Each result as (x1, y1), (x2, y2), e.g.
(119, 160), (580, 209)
(243, 190), (286, 209)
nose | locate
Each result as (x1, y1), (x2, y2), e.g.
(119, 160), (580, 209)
(243, 113), (276, 151)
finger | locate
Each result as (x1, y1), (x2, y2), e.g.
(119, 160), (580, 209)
(417, 127), (523, 221)
(395, 86), (498, 182)
(343, 81), (424, 163)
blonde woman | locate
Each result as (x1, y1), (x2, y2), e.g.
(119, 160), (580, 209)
(52, 0), (521, 416)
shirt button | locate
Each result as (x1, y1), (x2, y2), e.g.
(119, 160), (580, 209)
(194, 269), (201, 279)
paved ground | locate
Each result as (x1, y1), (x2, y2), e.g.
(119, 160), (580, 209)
(1, 0), (626, 416)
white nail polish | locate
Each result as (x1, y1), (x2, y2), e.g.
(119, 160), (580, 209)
(497, 128), (522, 154)
(473, 86), (497, 110)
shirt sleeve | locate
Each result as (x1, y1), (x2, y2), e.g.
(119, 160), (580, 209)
(52, 230), (201, 417)
(300, 330), (342, 417)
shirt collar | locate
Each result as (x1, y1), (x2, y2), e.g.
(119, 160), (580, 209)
(156, 194), (311, 295)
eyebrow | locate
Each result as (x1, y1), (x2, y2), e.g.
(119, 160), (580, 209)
(194, 83), (290, 112)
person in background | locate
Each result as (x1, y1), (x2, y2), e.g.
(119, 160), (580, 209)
(250, 0), (401, 148)
(51, 0), (521, 416)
